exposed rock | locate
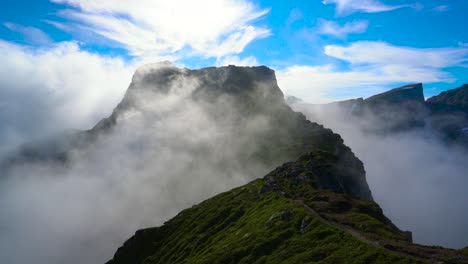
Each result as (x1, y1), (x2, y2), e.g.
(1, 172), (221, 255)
(266, 210), (293, 226)
(263, 151), (372, 201)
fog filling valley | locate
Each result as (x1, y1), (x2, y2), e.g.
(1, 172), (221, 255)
(291, 102), (468, 249)
(0, 65), (286, 264)
(0, 63), (467, 264)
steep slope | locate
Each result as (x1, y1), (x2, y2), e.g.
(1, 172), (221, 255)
(427, 84), (468, 113)
(426, 84), (468, 145)
(106, 151), (468, 264)
(291, 83), (468, 147)
(359, 83), (427, 132)
(365, 83), (425, 106)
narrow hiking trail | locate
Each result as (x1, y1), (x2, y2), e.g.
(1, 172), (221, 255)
(292, 199), (436, 263)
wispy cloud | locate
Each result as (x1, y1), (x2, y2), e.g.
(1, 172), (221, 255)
(322, 0), (415, 16)
(217, 55), (258, 66)
(432, 5), (450, 12)
(325, 41), (468, 68)
(278, 41), (468, 102)
(317, 19), (369, 38)
(50, 0), (270, 59)
(4, 23), (53, 45)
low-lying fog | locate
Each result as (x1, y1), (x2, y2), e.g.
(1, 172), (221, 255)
(291, 102), (468, 249)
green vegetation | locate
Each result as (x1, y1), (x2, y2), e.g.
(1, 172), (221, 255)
(107, 151), (468, 264)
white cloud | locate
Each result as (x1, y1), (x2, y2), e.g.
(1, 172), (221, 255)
(325, 41), (468, 68)
(433, 5), (449, 12)
(322, 0), (413, 15)
(4, 23), (53, 45)
(277, 41), (467, 103)
(217, 55), (258, 66)
(50, 0), (270, 58)
(0, 40), (136, 152)
(317, 19), (369, 38)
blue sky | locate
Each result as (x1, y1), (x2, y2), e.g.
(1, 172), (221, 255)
(0, 0), (467, 149)
(1, 0), (467, 99)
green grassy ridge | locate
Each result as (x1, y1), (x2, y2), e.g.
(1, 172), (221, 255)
(107, 151), (467, 264)
(108, 179), (422, 264)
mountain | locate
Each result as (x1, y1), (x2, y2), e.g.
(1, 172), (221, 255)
(426, 84), (468, 145)
(4, 64), (467, 263)
(2, 63), (372, 203)
(427, 84), (468, 113)
(360, 83), (428, 132)
(293, 83), (468, 146)
(364, 83), (425, 106)
(100, 67), (465, 263)
(106, 151), (468, 264)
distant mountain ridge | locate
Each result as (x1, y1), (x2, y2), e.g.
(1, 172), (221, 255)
(294, 83), (468, 146)
(427, 84), (468, 113)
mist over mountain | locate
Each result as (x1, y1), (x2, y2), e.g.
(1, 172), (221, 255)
(289, 83), (468, 248)
(107, 151), (467, 264)
(0, 64), (371, 264)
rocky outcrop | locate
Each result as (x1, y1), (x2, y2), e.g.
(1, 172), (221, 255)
(261, 151), (372, 200)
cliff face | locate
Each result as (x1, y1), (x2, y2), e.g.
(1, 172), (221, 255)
(358, 83), (428, 133)
(364, 83), (425, 106)
(293, 83), (468, 147)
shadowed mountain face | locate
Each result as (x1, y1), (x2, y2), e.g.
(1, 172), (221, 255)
(0, 64), (374, 264)
(426, 84), (468, 145)
(335, 83), (428, 133)
(298, 83), (467, 146)
(427, 84), (468, 113)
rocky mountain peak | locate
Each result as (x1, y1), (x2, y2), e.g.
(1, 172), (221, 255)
(365, 83), (425, 106)
(6, 64), (373, 203)
(426, 84), (468, 113)
(97, 64), (286, 130)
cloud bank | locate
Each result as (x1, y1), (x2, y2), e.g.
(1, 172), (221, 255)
(0, 40), (134, 154)
(290, 101), (468, 248)
(0, 64), (296, 264)
(51, 0), (270, 58)
(278, 41), (468, 102)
